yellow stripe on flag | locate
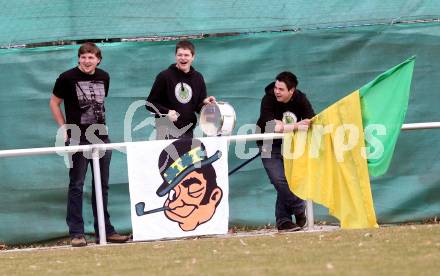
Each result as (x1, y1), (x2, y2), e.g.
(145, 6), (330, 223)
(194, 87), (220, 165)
(283, 90), (378, 229)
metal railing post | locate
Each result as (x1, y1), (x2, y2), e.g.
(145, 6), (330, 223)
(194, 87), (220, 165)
(92, 147), (107, 245)
(306, 200), (314, 230)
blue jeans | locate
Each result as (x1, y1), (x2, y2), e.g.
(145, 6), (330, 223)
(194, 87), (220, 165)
(66, 137), (116, 237)
(261, 151), (305, 227)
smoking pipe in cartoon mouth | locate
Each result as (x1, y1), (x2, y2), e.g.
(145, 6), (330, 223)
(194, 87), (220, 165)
(135, 202), (170, 216)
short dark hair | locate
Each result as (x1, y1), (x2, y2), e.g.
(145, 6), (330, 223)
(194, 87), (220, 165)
(276, 71), (298, 90)
(194, 165), (220, 206)
(175, 40), (195, 56)
(78, 42), (102, 60)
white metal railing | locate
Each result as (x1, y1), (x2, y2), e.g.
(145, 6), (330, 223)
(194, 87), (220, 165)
(0, 122), (439, 244)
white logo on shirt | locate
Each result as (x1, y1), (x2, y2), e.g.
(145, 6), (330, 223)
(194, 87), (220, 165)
(282, 111), (298, 125)
(174, 82), (192, 104)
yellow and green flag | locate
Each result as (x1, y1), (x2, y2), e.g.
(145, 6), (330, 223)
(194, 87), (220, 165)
(361, 57), (415, 176)
(283, 57), (415, 228)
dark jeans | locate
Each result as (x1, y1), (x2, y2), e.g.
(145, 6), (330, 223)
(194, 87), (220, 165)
(261, 151), (305, 227)
(66, 137), (116, 237)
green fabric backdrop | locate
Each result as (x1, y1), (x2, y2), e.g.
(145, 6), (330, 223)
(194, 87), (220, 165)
(1, 0), (439, 46)
(1, 22), (439, 243)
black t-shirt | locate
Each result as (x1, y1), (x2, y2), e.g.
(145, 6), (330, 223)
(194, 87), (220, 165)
(146, 64), (207, 132)
(256, 82), (315, 148)
(52, 67), (109, 139)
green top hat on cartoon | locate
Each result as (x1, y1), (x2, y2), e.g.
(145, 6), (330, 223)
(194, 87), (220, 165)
(156, 139), (222, 197)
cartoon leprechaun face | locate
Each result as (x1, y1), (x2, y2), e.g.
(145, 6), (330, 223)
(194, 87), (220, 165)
(163, 168), (222, 231)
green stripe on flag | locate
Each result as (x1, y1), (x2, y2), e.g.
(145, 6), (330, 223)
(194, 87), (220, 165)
(360, 57), (415, 176)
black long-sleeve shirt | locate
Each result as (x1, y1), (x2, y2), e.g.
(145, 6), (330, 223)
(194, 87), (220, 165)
(146, 64), (207, 131)
(256, 82), (315, 148)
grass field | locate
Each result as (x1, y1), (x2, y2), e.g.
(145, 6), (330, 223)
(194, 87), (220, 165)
(1, 224), (439, 275)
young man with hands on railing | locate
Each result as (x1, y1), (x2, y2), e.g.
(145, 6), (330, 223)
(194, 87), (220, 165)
(256, 71), (315, 232)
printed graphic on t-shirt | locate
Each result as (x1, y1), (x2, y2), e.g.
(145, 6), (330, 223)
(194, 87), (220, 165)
(174, 82), (192, 104)
(282, 111), (298, 125)
(76, 81), (106, 124)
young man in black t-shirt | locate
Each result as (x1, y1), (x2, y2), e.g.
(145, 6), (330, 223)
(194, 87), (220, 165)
(146, 40), (216, 139)
(256, 71), (315, 232)
(49, 42), (128, 247)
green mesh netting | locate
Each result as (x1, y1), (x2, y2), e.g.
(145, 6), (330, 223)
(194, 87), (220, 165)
(1, 23), (439, 243)
(1, 0), (440, 46)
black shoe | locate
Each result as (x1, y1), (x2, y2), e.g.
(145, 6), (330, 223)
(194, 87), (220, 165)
(277, 221), (301, 232)
(295, 212), (307, 228)
(71, 235), (87, 247)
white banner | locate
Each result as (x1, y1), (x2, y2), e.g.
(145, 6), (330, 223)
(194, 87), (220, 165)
(127, 137), (229, 241)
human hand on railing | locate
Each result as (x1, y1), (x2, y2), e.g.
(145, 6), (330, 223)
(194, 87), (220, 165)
(274, 120), (285, 133)
(296, 119), (311, 131)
